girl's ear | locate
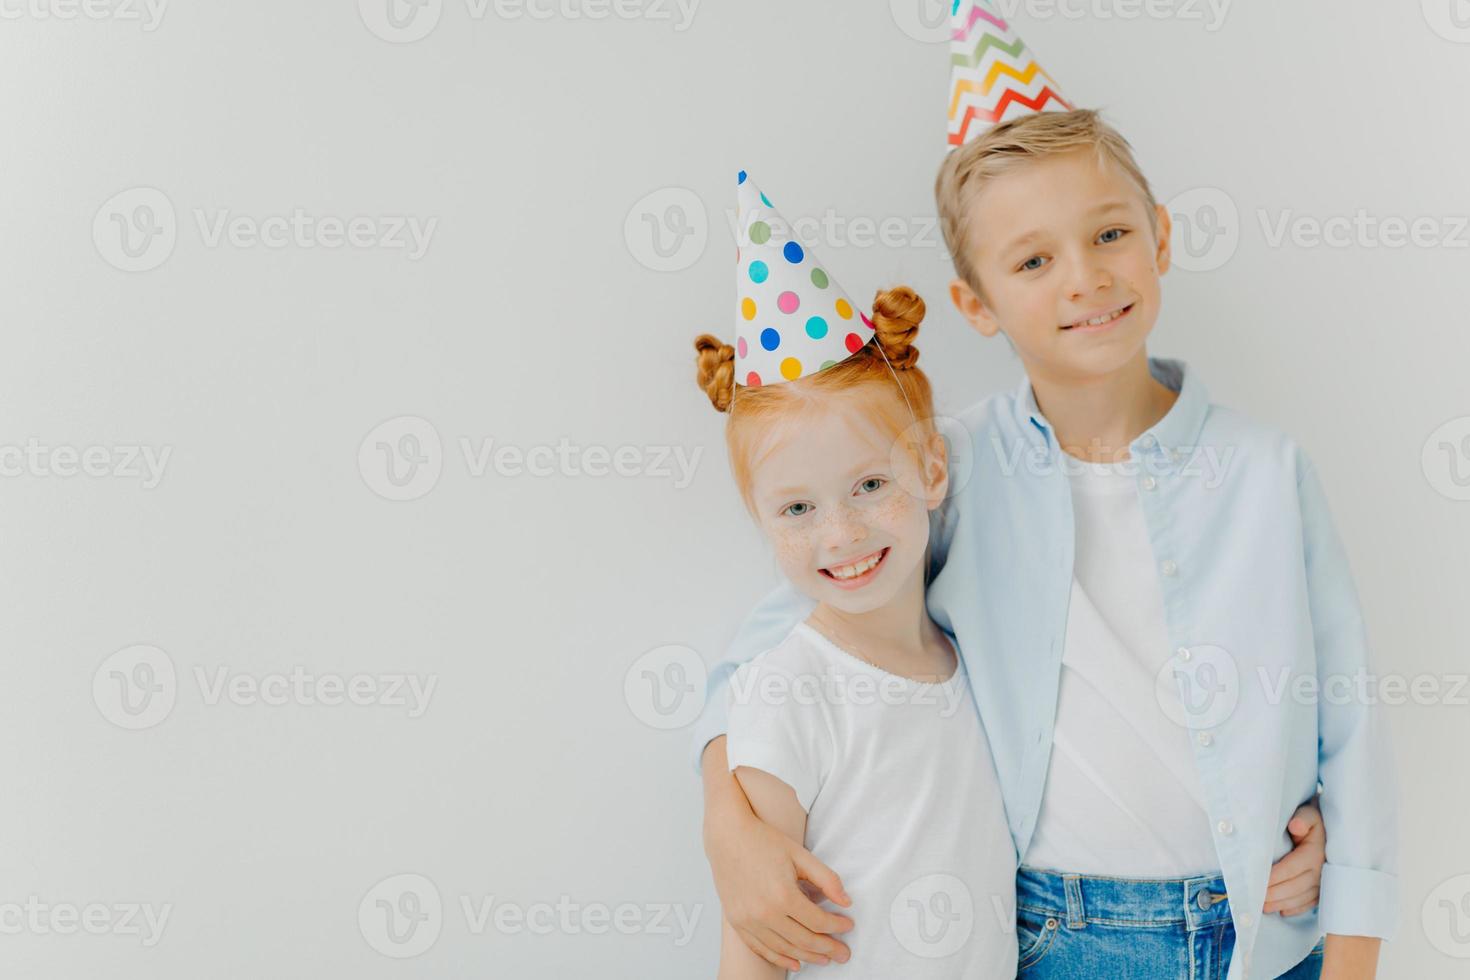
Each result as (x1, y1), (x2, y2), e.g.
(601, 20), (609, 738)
(922, 429), (950, 509)
(949, 277), (1002, 339)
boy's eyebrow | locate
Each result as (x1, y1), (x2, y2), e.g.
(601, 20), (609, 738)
(996, 199), (1138, 256)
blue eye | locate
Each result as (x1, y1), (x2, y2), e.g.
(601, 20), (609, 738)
(858, 477), (886, 494)
(1098, 227), (1128, 244)
(782, 502), (812, 518)
(1020, 255), (1048, 272)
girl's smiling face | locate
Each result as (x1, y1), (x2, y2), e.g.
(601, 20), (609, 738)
(747, 396), (947, 615)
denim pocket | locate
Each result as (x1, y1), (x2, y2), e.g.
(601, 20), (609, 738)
(1016, 909), (1060, 972)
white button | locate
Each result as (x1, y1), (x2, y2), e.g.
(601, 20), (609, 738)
(1177, 646), (1192, 661)
(1217, 819), (1234, 836)
(1142, 476), (1157, 491)
(1239, 912), (1253, 929)
(1161, 560), (1178, 577)
(1197, 732), (1213, 747)
(1141, 435), (1157, 450)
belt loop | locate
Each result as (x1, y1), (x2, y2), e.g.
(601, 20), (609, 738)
(1063, 874), (1085, 929)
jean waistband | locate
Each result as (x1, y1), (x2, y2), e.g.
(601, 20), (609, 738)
(1016, 865), (1231, 931)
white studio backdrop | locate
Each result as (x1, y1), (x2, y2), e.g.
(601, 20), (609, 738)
(1, 1), (1467, 977)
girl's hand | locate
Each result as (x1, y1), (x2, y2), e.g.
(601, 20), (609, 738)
(1264, 799), (1327, 916)
(702, 737), (855, 971)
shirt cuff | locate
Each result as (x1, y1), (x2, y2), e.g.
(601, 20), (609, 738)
(688, 665), (733, 776)
(1320, 864), (1399, 941)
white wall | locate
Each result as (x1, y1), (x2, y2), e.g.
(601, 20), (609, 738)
(1, 1), (1467, 976)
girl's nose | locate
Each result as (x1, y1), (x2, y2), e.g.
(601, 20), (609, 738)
(820, 502), (868, 547)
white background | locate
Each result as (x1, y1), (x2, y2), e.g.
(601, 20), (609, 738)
(2, 0), (1468, 976)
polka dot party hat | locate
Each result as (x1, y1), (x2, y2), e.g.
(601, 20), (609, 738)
(948, 0), (1071, 147)
(734, 171), (874, 388)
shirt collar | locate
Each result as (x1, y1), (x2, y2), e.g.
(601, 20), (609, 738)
(1013, 357), (1211, 459)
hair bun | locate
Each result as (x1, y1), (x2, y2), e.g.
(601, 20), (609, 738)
(870, 286), (925, 370)
(693, 334), (736, 413)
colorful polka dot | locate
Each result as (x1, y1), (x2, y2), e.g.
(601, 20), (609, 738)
(748, 261), (769, 284)
(860, 312), (874, 330)
(845, 332), (863, 353)
(810, 268), (829, 289)
(820, 360), (836, 371)
(737, 171), (747, 184)
(780, 357), (802, 380)
(777, 291), (800, 314)
(746, 371), (761, 387)
(749, 221), (771, 245)
(760, 192), (772, 207)
(760, 328), (781, 352)
(741, 297), (757, 320)
(805, 316), (828, 339)
(835, 298), (853, 320)
(783, 241), (804, 264)
(737, 337), (747, 358)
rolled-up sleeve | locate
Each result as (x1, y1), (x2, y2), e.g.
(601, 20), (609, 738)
(1298, 452), (1400, 940)
(688, 581), (815, 776)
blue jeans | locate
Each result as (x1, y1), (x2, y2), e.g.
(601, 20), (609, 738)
(1016, 866), (1325, 979)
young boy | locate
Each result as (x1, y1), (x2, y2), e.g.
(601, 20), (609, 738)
(695, 108), (1395, 979)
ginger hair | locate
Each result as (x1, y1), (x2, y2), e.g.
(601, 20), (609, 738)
(693, 286), (938, 516)
(935, 108), (1158, 297)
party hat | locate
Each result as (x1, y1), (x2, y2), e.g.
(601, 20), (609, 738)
(948, 0), (1071, 147)
(734, 171), (873, 388)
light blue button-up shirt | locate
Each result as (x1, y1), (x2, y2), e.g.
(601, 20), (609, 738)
(692, 358), (1398, 979)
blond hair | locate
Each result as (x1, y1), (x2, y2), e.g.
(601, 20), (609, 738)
(935, 108), (1157, 295)
(693, 286), (937, 517)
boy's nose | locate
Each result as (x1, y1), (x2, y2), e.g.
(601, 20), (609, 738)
(1066, 258), (1113, 300)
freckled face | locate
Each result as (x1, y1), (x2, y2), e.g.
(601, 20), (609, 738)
(747, 402), (939, 614)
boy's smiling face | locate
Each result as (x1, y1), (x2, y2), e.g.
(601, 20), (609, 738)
(950, 147), (1174, 384)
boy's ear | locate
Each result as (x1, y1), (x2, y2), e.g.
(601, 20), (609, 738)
(1153, 203), (1173, 275)
(948, 277), (1002, 339)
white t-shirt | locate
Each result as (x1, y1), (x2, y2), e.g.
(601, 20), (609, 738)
(1023, 459), (1220, 877)
(726, 621), (1017, 979)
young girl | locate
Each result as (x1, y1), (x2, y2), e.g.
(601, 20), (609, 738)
(694, 173), (1017, 977)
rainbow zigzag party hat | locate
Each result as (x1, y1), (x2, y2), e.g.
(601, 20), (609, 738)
(948, 0), (1071, 147)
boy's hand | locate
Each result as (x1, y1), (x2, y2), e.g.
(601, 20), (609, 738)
(1264, 800), (1326, 916)
(703, 738), (854, 971)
